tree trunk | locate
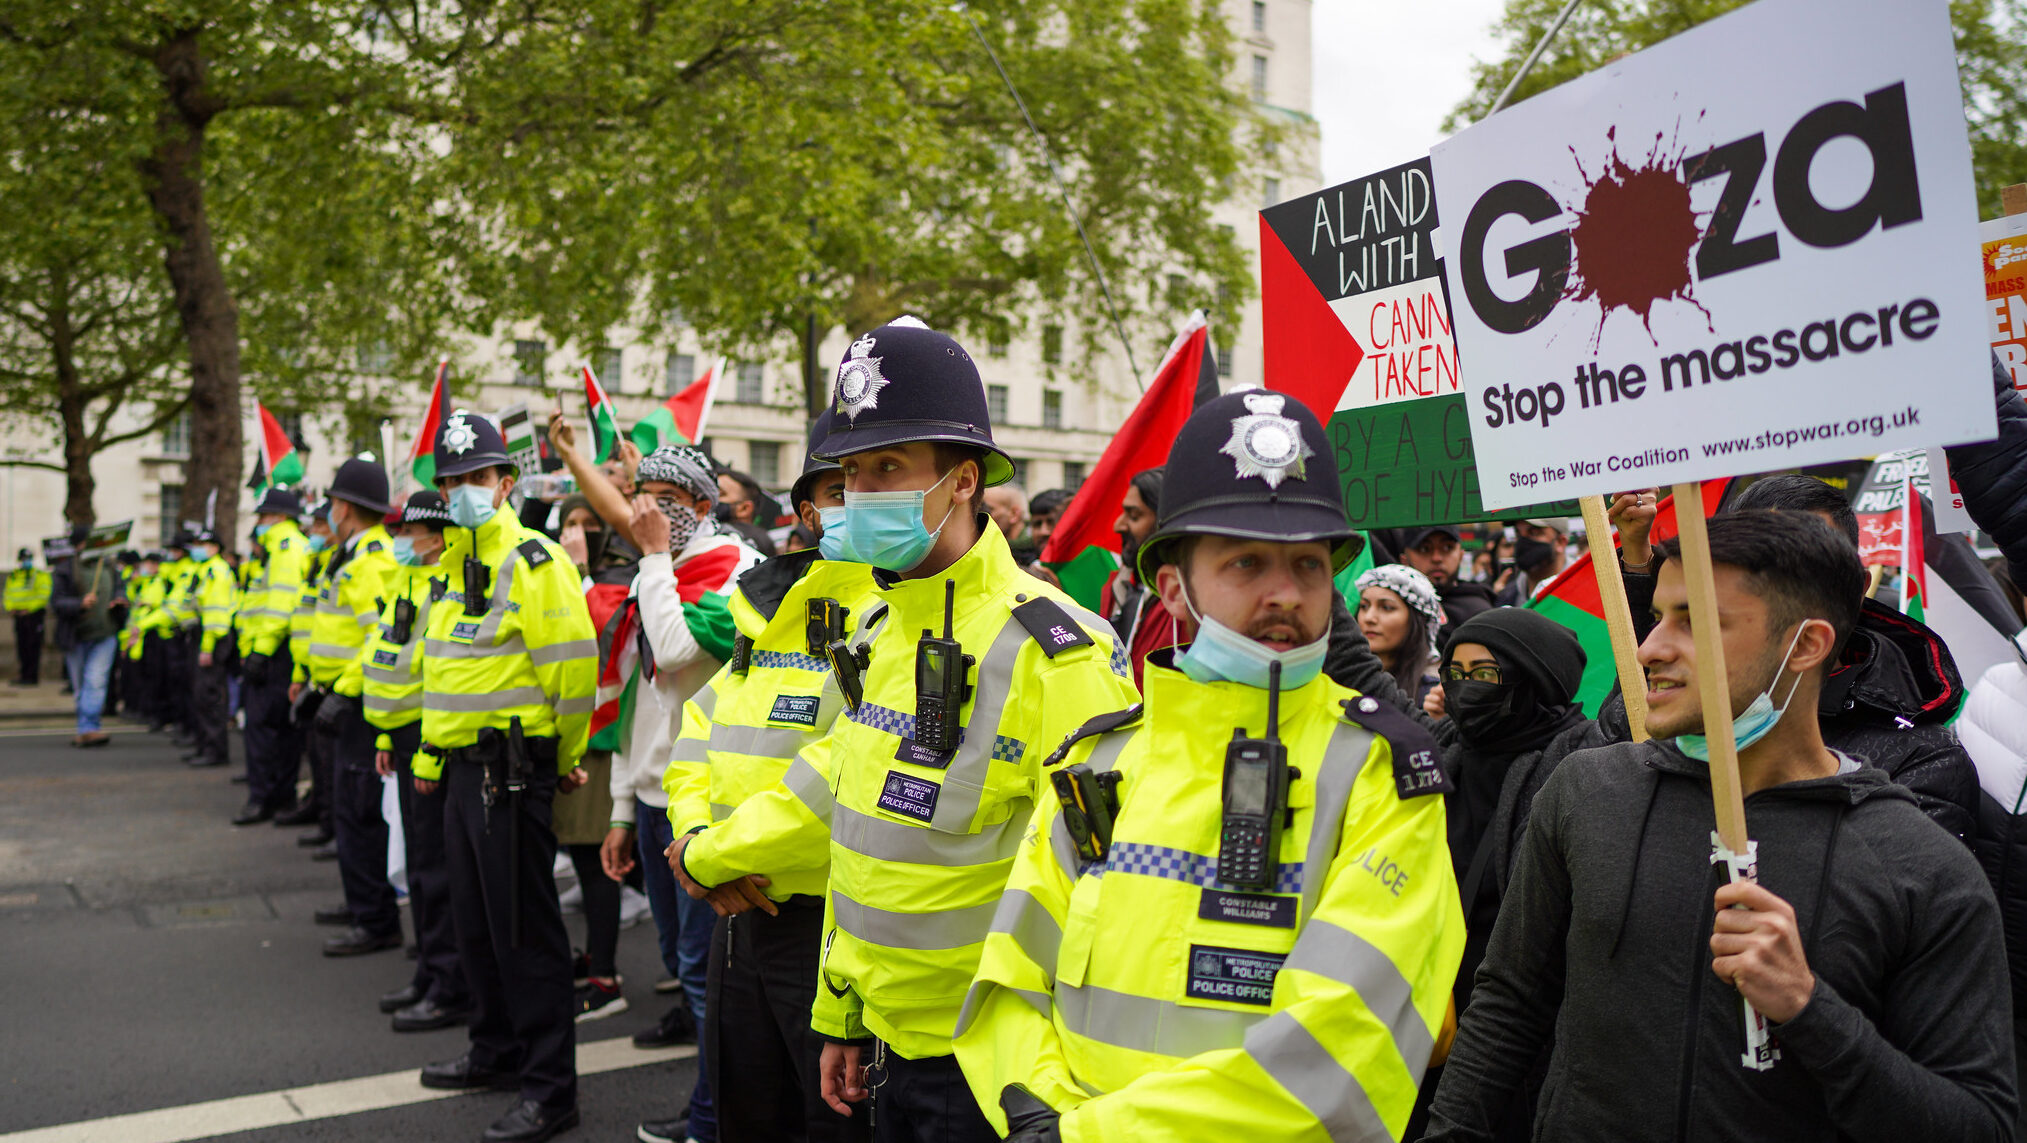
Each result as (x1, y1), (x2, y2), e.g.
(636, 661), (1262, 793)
(45, 267), (96, 530)
(139, 31), (242, 545)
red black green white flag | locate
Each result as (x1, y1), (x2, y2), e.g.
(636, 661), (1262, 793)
(583, 364), (624, 464)
(249, 402), (305, 494)
(1854, 451), (1928, 621)
(406, 361), (451, 488)
(632, 356), (726, 453)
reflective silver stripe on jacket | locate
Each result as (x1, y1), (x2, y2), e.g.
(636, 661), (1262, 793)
(1242, 1012), (1390, 1142)
(1298, 719), (1376, 926)
(709, 722), (812, 762)
(1055, 980), (1260, 1059)
(424, 685), (549, 712)
(364, 692), (425, 716)
(784, 756), (835, 822)
(307, 642), (359, 662)
(1283, 917), (1433, 1075)
(830, 891), (998, 952)
(423, 635), (529, 661)
(928, 618), (1029, 833)
(833, 802), (1026, 869)
(528, 638), (597, 666)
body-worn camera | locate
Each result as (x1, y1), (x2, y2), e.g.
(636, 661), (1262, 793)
(1052, 765), (1124, 863)
(807, 597), (850, 657)
(389, 596), (418, 644)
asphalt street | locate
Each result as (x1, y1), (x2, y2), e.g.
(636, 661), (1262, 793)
(0, 721), (700, 1142)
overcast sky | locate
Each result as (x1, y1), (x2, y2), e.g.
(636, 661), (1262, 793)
(1310, 0), (1514, 189)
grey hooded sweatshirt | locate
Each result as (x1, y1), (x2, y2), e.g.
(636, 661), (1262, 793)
(1424, 739), (2016, 1143)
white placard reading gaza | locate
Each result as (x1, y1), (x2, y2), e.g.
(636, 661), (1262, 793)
(1431, 0), (1995, 510)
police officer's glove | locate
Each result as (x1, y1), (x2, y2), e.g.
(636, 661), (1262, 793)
(1000, 1085), (1062, 1143)
(313, 692), (355, 738)
(241, 652), (270, 685)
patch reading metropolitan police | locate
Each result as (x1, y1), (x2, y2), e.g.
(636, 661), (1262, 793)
(1185, 944), (1286, 1006)
(767, 694), (820, 728)
(1011, 597), (1094, 659)
(876, 770), (939, 824)
(449, 620), (481, 642)
(1198, 888), (1297, 929)
(372, 648), (399, 667)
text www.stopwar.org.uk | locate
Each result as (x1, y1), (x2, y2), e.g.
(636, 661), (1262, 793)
(1700, 404), (1921, 458)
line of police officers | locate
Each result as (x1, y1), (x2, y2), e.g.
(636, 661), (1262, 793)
(163, 315), (1462, 1143)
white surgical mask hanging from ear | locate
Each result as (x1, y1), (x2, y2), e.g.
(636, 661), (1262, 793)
(1172, 578), (1328, 690)
(1678, 620), (1815, 761)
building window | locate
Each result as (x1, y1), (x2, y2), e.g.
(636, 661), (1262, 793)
(666, 352), (695, 395)
(1251, 55), (1268, 101)
(1042, 389), (1063, 430)
(159, 484), (183, 545)
(1216, 345), (1233, 377)
(735, 362), (766, 404)
(1010, 458), (1030, 489)
(749, 441), (782, 486)
(1252, 1), (1266, 33)
(1042, 324), (1064, 365)
(598, 346), (624, 391)
(1263, 177), (1281, 206)
(988, 329), (1009, 358)
(1063, 461), (1086, 491)
(514, 339), (546, 387)
(161, 411), (190, 456)
(357, 340), (393, 374)
(987, 384), (1010, 424)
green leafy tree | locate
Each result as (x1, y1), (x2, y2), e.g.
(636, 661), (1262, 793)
(1449, 0), (2027, 216)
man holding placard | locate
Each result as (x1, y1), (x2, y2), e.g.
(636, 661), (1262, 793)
(1423, 512), (2014, 1142)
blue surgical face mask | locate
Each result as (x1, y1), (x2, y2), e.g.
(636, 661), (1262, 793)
(306, 533), (328, 554)
(838, 469), (957, 573)
(1172, 582), (1328, 691)
(817, 506), (851, 561)
(1677, 622), (1811, 761)
(391, 536), (419, 566)
(253, 521), (272, 539)
(448, 482), (498, 529)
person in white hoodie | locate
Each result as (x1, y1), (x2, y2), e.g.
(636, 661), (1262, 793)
(597, 445), (761, 1142)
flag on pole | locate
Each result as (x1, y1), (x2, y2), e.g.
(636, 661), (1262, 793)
(1901, 469), (1928, 622)
(249, 402), (305, 494)
(583, 364), (624, 464)
(1527, 478), (1732, 716)
(632, 356), (726, 453)
(1040, 313), (1216, 613)
(407, 361), (451, 487)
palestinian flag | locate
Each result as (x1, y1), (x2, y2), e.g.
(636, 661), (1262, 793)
(633, 356), (726, 453)
(1527, 478), (1731, 716)
(1332, 531), (1378, 608)
(249, 402), (304, 494)
(583, 363), (624, 464)
(589, 537), (763, 749)
(407, 361), (451, 487)
(1041, 314), (1217, 613)
(1900, 468), (1928, 622)
(1853, 450), (1932, 621)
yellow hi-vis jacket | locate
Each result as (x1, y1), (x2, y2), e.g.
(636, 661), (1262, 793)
(305, 526), (394, 692)
(343, 561), (442, 735)
(953, 659), (1466, 1142)
(663, 550), (881, 903)
(122, 571), (155, 659)
(161, 557), (198, 630)
(4, 567), (51, 612)
(290, 548), (328, 682)
(190, 555), (237, 655)
(681, 523), (1141, 1058)
(415, 510), (596, 780)
(238, 521), (310, 658)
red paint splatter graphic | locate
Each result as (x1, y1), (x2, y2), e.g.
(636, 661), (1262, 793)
(1564, 125), (1713, 346)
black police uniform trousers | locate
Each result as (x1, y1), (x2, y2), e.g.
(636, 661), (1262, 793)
(165, 630), (195, 730)
(241, 646), (301, 812)
(303, 696), (335, 828)
(392, 723), (467, 1010)
(13, 609), (41, 684)
(141, 630), (173, 728)
(706, 897), (869, 1143)
(329, 703), (400, 937)
(443, 753), (575, 1111)
(865, 1044), (996, 1143)
(188, 642), (232, 765)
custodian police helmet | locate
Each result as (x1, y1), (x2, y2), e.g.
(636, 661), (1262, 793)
(432, 409), (514, 481)
(253, 486), (303, 517)
(810, 317), (1014, 486)
(329, 457), (393, 516)
(1137, 388), (1362, 582)
(789, 408), (844, 509)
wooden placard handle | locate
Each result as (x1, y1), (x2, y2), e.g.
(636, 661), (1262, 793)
(1670, 481), (1749, 855)
(1578, 494), (1649, 742)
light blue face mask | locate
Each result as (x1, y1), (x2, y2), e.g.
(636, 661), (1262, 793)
(305, 533), (328, 554)
(1677, 622), (1811, 761)
(817, 506), (851, 562)
(391, 536), (419, 567)
(837, 469), (957, 573)
(448, 483), (498, 529)
(253, 521), (272, 539)
(1172, 583), (1328, 691)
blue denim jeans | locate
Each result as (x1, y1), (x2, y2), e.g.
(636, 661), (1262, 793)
(66, 636), (116, 733)
(637, 798), (716, 1140)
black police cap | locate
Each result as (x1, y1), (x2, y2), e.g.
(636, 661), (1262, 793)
(789, 408), (845, 509)
(330, 457), (393, 516)
(433, 409), (514, 480)
(811, 317), (1013, 486)
(400, 490), (453, 530)
(1137, 388), (1361, 582)
(254, 486), (303, 517)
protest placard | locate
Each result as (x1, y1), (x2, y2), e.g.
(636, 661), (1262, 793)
(1985, 211), (2027, 393)
(1431, 0), (1995, 512)
(1260, 157), (1579, 528)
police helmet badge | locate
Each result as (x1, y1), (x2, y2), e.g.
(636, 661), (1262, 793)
(441, 413), (479, 455)
(1220, 392), (1312, 489)
(834, 334), (890, 422)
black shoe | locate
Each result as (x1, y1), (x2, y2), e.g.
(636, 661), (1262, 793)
(310, 843), (339, 862)
(322, 927), (401, 957)
(392, 996), (471, 1032)
(483, 1099), (578, 1143)
(636, 1118), (688, 1143)
(296, 828), (335, 848)
(419, 1054), (519, 1092)
(314, 905), (353, 926)
(185, 754), (227, 769)
(273, 803), (322, 827)
(379, 983), (424, 1013)
(232, 802), (273, 826)
(632, 1004), (697, 1049)
(574, 979), (628, 1024)
(230, 773), (248, 784)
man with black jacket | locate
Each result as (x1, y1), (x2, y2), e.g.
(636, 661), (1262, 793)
(1424, 512), (2015, 1143)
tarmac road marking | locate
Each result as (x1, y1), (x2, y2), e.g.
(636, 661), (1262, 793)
(0, 1038), (696, 1143)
